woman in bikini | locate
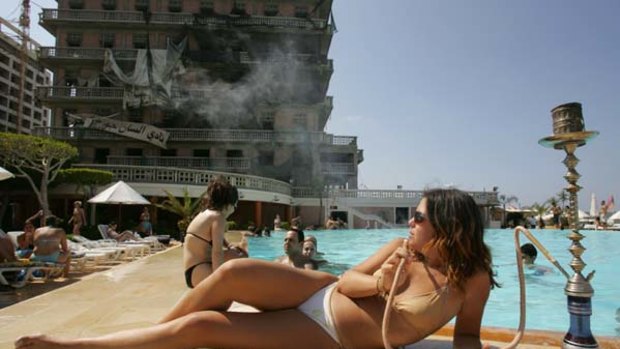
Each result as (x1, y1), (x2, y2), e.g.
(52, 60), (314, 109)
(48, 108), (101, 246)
(68, 201), (86, 236)
(16, 188), (497, 349)
(183, 176), (248, 288)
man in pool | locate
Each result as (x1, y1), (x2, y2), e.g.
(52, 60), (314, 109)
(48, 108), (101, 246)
(274, 229), (317, 270)
(520, 243), (553, 276)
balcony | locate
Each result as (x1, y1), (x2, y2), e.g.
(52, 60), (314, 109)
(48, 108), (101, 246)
(74, 164), (292, 196)
(33, 127), (346, 145)
(36, 86), (124, 102)
(107, 155), (251, 172)
(40, 9), (333, 34)
(39, 47), (138, 62)
(321, 162), (356, 175)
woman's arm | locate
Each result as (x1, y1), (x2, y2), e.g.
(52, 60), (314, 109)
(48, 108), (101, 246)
(26, 210), (43, 224)
(210, 218), (225, 270)
(453, 271), (492, 349)
(337, 238), (404, 297)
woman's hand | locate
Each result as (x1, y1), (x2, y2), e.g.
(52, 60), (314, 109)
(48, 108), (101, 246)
(378, 239), (412, 294)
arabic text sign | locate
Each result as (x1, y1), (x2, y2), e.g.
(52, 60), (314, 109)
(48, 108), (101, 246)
(84, 118), (169, 149)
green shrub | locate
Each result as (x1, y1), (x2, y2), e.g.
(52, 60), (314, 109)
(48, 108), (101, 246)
(226, 221), (237, 230)
(280, 221), (290, 230)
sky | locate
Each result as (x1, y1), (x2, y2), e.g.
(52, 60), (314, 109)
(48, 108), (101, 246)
(2, 0), (619, 210)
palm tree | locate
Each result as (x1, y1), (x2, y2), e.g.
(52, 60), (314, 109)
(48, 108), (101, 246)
(556, 189), (568, 208)
(498, 194), (519, 226)
(530, 202), (549, 227)
(156, 188), (204, 241)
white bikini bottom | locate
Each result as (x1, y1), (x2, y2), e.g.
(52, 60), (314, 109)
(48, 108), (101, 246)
(297, 282), (341, 345)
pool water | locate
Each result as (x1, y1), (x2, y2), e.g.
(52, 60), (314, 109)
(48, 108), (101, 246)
(247, 228), (620, 337)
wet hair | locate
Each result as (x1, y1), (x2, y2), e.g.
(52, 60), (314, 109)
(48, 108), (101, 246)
(290, 228), (305, 243)
(422, 188), (499, 290)
(304, 235), (318, 248)
(520, 243), (538, 259)
(204, 176), (238, 211)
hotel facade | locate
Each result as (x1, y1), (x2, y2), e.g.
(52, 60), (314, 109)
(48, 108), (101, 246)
(29, 0), (496, 230)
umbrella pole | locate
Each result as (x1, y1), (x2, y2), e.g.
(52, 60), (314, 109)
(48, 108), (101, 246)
(118, 204), (122, 227)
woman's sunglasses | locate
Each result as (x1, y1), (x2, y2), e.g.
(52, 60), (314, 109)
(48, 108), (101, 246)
(413, 210), (426, 223)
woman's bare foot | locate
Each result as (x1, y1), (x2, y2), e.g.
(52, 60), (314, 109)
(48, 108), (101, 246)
(15, 334), (79, 349)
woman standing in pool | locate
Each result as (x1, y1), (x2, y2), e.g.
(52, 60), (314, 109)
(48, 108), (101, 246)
(16, 188), (497, 349)
(183, 176), (248, 288)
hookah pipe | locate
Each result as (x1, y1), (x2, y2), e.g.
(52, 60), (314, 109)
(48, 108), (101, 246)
(381, 227), (571, 349)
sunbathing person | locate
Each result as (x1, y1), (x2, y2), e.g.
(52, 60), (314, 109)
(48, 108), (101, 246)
(15, 188), (497, 349)
(184, 176), (248, 288)
(0, 232), (18, 263)
(107, 222), (140, 242)
(16, 210), (44, 258)
(31, 216), (71, 277)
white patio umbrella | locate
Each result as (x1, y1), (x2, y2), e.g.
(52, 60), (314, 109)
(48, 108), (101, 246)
(0, 166), (15, 181)
(88, 180), (150, 225)
(589, 193), (597, 217)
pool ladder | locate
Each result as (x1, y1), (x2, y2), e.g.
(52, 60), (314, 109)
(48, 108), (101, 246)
(381, 226), (574, 349)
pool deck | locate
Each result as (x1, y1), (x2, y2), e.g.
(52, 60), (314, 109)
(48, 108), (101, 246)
(0, 246), (617, 349)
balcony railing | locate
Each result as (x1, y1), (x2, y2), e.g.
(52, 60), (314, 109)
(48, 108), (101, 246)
(321, 163), (356, 175)
(36, 86), (124, 100)
(40, 47), (139, 61)
(73, 164), (292, 195)
(33, 127), (354, 146)
(292, 188), (499, 205)
(40, 9), (333, 33)
(107, 156), (251, 171)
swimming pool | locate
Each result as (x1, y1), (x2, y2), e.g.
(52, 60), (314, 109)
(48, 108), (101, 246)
(247, 228), (620, 337)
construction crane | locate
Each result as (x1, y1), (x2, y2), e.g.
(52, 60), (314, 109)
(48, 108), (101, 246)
(17, 0), (30, 134)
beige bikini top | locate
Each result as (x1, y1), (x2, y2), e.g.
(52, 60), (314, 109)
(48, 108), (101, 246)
(374, 269), (464, 338)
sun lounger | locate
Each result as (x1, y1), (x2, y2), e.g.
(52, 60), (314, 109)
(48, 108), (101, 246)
(97, 224), (161, 253)
(0, 260), (65, 288)
(67, 241), (125, 265)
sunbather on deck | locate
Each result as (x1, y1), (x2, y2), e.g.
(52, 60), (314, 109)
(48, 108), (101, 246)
(106, 222), (141, 242)
(16, 188), (498, 349)
(31, 216), (71, 277)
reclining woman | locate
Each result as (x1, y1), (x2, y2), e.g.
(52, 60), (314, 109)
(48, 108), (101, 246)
(184, 176), (248, 288)
(106, 222), (141, 242)
(16, 188), (497, 349)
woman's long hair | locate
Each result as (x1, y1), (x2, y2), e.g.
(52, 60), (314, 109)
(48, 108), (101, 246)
(423, 188), (499, 290)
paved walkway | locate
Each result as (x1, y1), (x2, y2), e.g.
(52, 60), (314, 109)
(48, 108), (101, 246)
(0, 245), (606, 349)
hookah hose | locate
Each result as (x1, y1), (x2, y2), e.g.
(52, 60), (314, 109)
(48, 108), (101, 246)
(380, 229), (548, 349)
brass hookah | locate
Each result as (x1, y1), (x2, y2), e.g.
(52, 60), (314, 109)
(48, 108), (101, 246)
(539, 102), (599, 349)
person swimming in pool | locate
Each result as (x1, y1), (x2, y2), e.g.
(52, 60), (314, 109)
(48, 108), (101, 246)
(183, 176), (248, 288)
(16, 188), (498, 349)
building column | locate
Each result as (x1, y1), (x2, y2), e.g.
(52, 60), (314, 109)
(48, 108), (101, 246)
(254, 201), (262, 228)
(287, 205), (294, 224)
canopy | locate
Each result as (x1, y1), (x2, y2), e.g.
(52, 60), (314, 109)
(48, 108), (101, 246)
(608, 211), (620, 223)
(88, 180), (149, 205)
(88, 181), (149, 225)
(0, 166), (14, 181)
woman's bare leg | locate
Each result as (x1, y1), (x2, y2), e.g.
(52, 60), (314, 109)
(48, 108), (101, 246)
(16, 309), (340, 349)
(160, 258), (337, 323)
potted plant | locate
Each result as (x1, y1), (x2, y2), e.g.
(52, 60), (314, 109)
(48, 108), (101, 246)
(156, 188), (204, 242)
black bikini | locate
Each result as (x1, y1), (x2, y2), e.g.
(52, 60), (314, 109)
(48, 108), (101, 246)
(184, 233), (213, 288)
